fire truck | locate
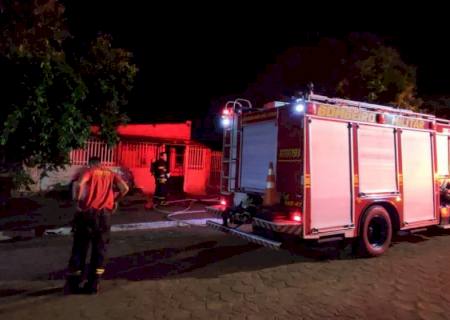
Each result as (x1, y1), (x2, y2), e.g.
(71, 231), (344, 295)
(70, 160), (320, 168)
(206, 93), (450, 257)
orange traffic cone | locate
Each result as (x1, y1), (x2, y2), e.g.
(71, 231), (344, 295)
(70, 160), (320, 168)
(441, 206), (449, 225)
(263, 162), (277, 206)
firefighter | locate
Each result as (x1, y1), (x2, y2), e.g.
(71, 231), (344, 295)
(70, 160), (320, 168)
(151, 152), (170, 206)
(64, 156), (129, 294)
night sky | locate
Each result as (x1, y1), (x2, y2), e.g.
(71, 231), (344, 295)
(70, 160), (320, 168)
(61, 1), (450, 128)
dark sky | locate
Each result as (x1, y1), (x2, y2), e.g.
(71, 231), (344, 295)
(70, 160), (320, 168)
(61, 1), (450, 124)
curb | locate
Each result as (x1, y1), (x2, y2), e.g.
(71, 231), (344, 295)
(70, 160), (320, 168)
(0, 218), (223, 240)
(0, 231), (13, 241)
(41, 218), (223, 236)
(0, 230), (35, 241)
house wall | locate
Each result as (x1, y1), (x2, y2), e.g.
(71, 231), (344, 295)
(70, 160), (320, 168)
(26, 137), (222, 196)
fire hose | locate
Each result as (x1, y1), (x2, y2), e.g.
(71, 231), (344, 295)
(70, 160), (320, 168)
(153, 198), (220, 227)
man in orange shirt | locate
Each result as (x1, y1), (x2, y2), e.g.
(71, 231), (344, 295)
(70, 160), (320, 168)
(65, 157), (129, 294)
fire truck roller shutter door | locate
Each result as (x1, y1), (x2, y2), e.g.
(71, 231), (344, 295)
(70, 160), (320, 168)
(357, 125), (397, 194)
(240, 121), (278, 192)
(401, 130), (434, 223)
(309, 119), (352, 230)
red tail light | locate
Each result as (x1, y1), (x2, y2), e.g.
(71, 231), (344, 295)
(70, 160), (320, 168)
(220, 199), (227, 206)
(291, 211), (302, 222)
(222, 108), (233, 116)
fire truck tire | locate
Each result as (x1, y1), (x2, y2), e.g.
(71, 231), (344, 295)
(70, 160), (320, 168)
(357, 205), (392, 257)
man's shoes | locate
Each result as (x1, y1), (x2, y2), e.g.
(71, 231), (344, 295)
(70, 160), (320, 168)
(63, 276), (82, 295)
(82, 281), (99, 295)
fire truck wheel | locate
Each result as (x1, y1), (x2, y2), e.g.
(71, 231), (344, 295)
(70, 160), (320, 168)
(358, 205), (392, 257)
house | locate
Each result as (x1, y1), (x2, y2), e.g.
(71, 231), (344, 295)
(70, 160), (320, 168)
(28, 122), (222, 196)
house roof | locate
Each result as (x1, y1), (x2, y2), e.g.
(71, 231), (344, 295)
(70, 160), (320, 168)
(91, 121), (192, 141)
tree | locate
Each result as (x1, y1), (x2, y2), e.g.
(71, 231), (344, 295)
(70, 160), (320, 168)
(0, 0), (137, 187)
(244, 33), (422, 111)
(337, 45), (422, 111)
(79, 34), (137, 146)
(422, 96), (450, 118)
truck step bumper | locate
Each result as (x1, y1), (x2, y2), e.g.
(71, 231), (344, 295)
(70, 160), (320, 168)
(253, 217), (302, 236)
(206, 220), (282, 250)
(206, 205), (226, 218)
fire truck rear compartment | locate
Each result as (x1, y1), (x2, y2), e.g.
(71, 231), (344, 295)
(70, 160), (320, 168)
(210, 93), (450, 254)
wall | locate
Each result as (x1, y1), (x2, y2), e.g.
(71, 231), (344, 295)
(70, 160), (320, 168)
(130, 167), (153, 194)
(26, 165), (85, 192)
(183, 146), (210, 195)
(24, 138), (222, 196)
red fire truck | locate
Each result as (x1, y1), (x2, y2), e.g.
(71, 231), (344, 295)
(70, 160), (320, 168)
(206, 93), (450, 256)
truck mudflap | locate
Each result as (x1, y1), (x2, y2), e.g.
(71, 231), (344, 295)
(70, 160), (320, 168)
(206, 220), (282, 250)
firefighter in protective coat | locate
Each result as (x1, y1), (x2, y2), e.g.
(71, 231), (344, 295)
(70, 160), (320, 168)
(151, 152), (170, 206)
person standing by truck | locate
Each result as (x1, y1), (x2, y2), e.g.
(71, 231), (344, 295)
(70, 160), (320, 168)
(65, 156), (129, 294)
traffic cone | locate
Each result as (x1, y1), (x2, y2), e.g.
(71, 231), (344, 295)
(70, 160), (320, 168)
(263, 162), (277, 206)
(440, 206), (449, 225)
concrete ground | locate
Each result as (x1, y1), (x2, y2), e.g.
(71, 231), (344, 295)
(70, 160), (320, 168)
(1, 225), (450, 319)
(0, 192), (218, 239)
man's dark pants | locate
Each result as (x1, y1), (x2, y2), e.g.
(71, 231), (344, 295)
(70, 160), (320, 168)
(153, 178), (168, 205)
(66, 209), (111, 293)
